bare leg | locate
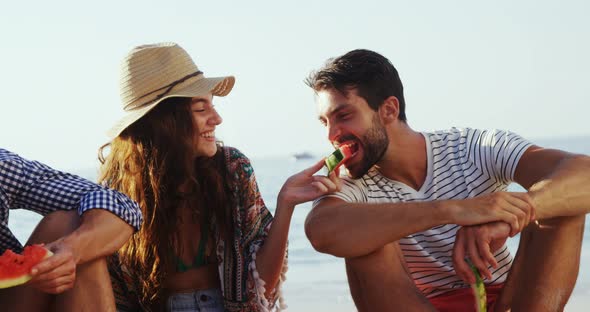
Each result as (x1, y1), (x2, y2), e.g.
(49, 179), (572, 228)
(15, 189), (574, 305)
(55, 257), (115, 312)
(345, 242), (436, 312)
(0, 211), (116, 312)
(495, 215), (585, 312)
(0, 282), (54, 311)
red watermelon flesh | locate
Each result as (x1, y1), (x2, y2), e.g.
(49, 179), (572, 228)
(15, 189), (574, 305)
(325, 144), (355, 173)
(338, 144), (354, 159)
(0, 244), (53, 289)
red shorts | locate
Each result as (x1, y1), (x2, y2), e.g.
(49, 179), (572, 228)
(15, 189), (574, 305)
(428, 284), (504, 312)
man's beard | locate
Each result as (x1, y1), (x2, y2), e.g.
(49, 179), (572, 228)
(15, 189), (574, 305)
(347, 116), (388, 179)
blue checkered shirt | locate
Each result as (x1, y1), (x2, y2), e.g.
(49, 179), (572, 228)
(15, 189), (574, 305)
(0, 148), (142, 253)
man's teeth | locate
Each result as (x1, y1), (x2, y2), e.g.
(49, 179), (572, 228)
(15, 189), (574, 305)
(342, 142), (356, 149)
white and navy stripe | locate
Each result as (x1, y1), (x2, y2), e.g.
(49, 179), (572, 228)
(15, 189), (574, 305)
(0, 148), (143, 253)
(316, 128), (532, 298)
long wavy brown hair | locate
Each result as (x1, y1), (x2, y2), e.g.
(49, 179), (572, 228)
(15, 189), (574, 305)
(98, 97), (235, 309)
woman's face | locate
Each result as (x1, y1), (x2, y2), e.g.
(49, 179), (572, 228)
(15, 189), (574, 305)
(190, 94), (222, 157)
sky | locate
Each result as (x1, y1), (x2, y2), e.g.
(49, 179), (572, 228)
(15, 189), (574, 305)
(1, 0), (588, 171)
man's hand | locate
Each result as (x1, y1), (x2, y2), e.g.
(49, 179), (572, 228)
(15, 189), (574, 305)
(448, 192), (536, 236)
(452, 222), (511, 284)
(28, 240), (79, 294)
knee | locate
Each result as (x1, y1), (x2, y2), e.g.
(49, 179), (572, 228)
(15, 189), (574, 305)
(346, 243), (407, 275)
(78, 256), (110, 275)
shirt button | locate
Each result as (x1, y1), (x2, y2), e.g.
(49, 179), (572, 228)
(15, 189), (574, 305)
(200, 294), (208, 302)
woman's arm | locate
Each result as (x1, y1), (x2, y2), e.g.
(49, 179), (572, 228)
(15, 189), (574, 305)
(255, 159), (340, 298)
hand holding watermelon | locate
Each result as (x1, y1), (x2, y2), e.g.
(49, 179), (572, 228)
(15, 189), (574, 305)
(453, 222), (511, 283)
(0, 244), (53, 289)
(278, 158), (342, 208)
(27, 240), (78, 294)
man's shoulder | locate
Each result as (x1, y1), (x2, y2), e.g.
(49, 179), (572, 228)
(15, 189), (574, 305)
(0, 148), (24, 169)
(0, 148), (18, 161)
(426, 127), (521, 140)
(340, 175), (365, 186)
(425, 127), (504, 148)
(425, 127), (474, 140)
(315, 173), (371, 205)
(340, 170), (377, 189)
(0, 149), (54, 173)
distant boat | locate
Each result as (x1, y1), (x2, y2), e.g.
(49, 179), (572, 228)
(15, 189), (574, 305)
(292, 152), (314, 161)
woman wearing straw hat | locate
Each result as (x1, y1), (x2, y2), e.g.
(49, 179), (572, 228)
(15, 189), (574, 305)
(99, 42), (340, 312)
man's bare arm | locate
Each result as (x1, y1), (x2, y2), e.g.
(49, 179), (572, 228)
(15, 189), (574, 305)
(515, 146), (590, 219)
(452, 146), (589, 285)
(305, 192), (534, 258)
(28, 209), (134, 293)
(305, 198), (450, 258)
(61, 209), (134, 263)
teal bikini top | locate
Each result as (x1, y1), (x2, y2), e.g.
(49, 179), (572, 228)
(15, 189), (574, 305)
(175, 213), (211, 272)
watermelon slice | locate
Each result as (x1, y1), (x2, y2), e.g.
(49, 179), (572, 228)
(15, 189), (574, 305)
(468, 261), (487, 312)
(325, 145), (354, 173)
(0, 244), (53, 289)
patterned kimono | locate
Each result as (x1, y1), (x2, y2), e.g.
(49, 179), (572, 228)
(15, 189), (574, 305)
(109, 147), (288, 312)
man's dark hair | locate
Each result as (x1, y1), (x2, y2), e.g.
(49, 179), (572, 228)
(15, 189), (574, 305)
(306, 49), (407, 121)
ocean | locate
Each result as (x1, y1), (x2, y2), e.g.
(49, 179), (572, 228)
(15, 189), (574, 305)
(8, 136), (590, 311)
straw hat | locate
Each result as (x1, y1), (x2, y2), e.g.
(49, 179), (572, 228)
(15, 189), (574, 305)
(107, 42), (235, 139)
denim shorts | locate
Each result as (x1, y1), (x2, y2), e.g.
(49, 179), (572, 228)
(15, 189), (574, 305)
(166, 288), (224, 312)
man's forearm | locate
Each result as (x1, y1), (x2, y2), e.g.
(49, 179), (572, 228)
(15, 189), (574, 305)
(529, 154), (590, 220)
(305, 200), (452, 258)
(60, 209), (134, 264)
(306, 191), (536, 258)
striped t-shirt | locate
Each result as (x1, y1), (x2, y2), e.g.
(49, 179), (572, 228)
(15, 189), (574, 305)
(319, 128), (532, 298)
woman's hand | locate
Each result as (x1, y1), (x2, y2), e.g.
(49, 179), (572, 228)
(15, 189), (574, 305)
(277, 158), (342, 208)
(452, 222), (511, 284)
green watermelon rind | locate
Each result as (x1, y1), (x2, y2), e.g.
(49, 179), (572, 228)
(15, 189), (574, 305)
(0, 274), (35, 289)
(468, 262), (487, 312)
(0, 247), (53, 289)
(325, 148), (345, 173)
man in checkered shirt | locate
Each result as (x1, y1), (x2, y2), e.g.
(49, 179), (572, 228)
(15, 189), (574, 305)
(0, 148), (142, 311)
